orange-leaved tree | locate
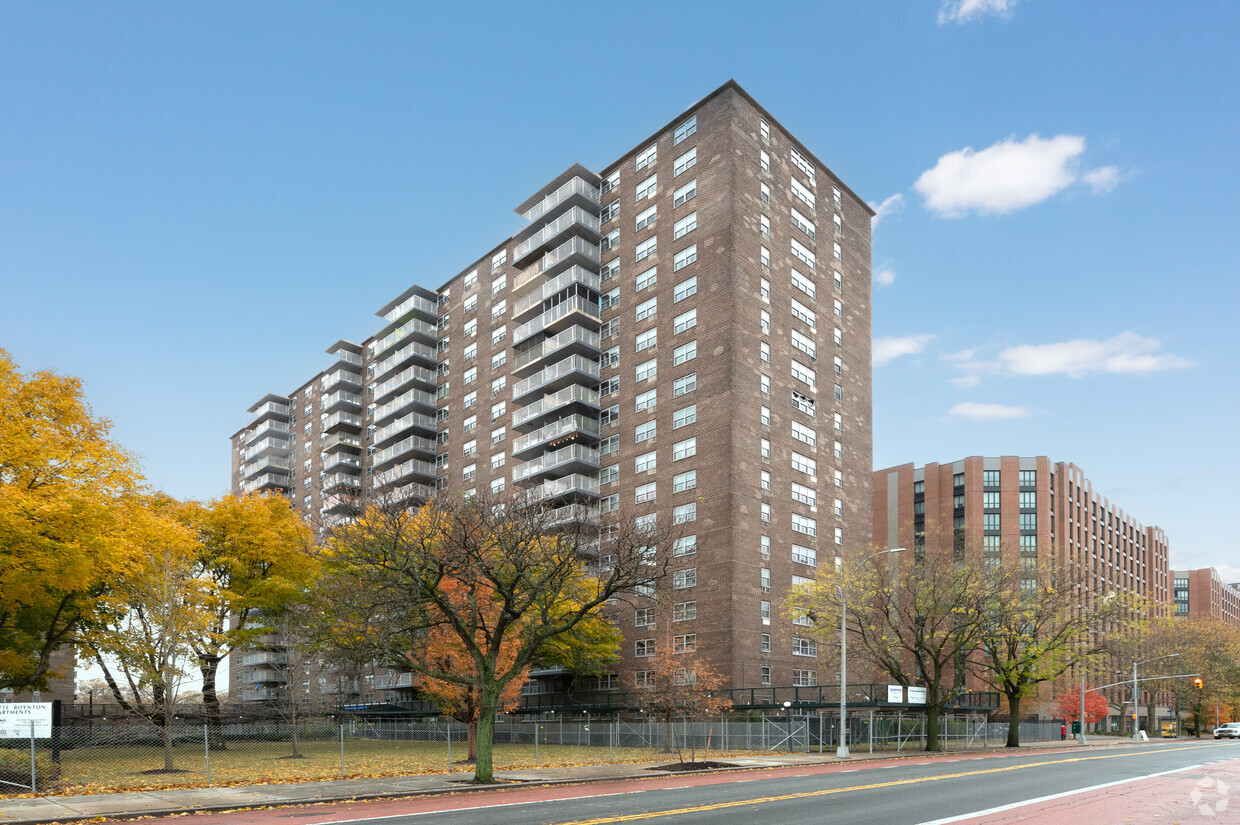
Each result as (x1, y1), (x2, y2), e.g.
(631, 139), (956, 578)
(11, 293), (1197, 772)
(1051, 685), (1111, 726)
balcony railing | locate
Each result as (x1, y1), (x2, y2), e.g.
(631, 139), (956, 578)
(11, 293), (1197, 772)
(527, 473), (599, 501)
(515, 236), (602, 291)
(246, 420), (290, 444)
(373, 317), (438, 358)
(513, 266), (602, 320)
(512, 384), (600, 430)
(322, 472), (362, 492)
(381, 292), (438, 324)
(521, 176), (600, 223)
(371, 411), (438, 444)
(514, 206), (601, 262)
(372, 387), (436, 423)
(243, 455), (290, 478)
(328, 348), (363, 367)
(372, 340), (437, 380)
(322, 390), (362, 411)
(512, 414), (600, 457)
(373, 458), (436, 487)
(322, 366), (363, 392)
(512, 354), (600, 400)
(374, 363), (437, 401)
(513, 297), (600, 345)
(514, 326), (601, 374)
(324, 453), (362, 473)
(243, 435), (291, 461)
(323, 411), (364, 432)
(371, 433), (436, 466)
(242, 473), (290, 493)
(321, 433), (363, 453)
(241, 652), (287, 667)
(514, 444), (600, 481)
(251, 400), (290, 419)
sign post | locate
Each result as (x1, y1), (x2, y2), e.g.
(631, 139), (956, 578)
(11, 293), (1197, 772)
(0, 704), (51, 791)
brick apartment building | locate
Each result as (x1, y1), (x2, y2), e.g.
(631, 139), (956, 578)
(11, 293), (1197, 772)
(873, 457), (1173, 717)
(229, 80), (874, 712)
(1173, 568), (1240, 629)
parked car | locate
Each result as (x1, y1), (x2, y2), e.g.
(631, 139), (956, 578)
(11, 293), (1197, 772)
(1213, 722), (1240, 739)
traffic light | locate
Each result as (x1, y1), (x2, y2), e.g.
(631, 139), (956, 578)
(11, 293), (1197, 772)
(1193, 678), (1203, 690)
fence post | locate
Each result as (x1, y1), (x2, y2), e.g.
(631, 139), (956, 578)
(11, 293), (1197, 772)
(204, 724), (211, 784)
(446, 719), (452, 769)
(723, 715), (728, 757)
(534, 719), (539, 767)
(30, 720), (36, 792)
(340, 724), (345, 776)
(609, 718), (614, 760)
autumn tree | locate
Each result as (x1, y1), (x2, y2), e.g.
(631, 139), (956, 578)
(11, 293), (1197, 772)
(0, 350), (141, 691)
(792, 545), (989, 752)
(314, 491), (675, 783)
(1051, 685), (1110, 726)
(1141, 617), (1240, 737)
(182, 493), (315, 741)
(628, 636), (732, 761)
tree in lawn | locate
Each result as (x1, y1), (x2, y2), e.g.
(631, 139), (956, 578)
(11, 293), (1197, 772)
(1141, 616), (1240, 737)
(1050, 685), (1111, 730)
(317, 491), (673, 783)
(976, 556), (1136, 747)
(82, 496), (213, 771)
(182, 493), (316, 744)
(0, 350), (142, 692)
(791, 544), (989, 752)
(629, 637), (732, 761)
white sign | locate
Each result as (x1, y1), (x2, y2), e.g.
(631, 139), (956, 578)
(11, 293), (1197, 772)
(907, 686), (928, 705)
(887, 684), (904, 703)
(0, 703), (53, 737)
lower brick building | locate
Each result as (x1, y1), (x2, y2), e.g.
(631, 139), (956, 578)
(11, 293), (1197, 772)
(1173, 568), (1240, 629)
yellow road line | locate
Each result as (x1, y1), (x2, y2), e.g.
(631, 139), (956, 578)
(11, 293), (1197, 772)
(554, 745), (1218, 825)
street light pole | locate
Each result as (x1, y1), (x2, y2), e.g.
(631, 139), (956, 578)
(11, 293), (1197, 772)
(1131, 653), (1179, 741)
(837, 547), (905, 758)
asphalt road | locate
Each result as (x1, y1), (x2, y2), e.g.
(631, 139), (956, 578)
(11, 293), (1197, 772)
(180, 741), (1240, 825)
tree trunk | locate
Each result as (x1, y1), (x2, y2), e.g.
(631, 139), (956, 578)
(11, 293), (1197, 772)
(924, 704), (942, 751)
(200, 657), (225, 748)
(467, 721), (478, 762)
(1005, 694), (1022, 748)
(663, 717), (673, 753)
(1145, 694), (1157, 737)
(472, 686), (498, 783)
(162, 702), (175, 771)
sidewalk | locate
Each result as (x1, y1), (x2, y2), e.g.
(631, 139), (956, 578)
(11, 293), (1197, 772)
(0, 737), (1157, 825)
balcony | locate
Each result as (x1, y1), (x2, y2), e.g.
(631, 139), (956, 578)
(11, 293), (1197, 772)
(242, 651), (287, 667)
(512, 414), (600, 459)
(513, 325), (601, 377)
(249, 400), (291, 421)
(243, 473), (291, 493)
(323, 411), (363, 434)
(246, 419), (290, 445)
(372, 386), (437, 425)
(527, 473), (599, 501)
(244, 435), (291, 461)
(513, 206), (601, 267)
(512, 384), (600, 431)
(327, 345), (363, 368)
(322, 390), (363, 414)
(374, 363), (437, 403)
(513, 266), (602, 323)
(372, 340), (438, 381)
(322, 366), (363, 394)
(511, 354), (600, 404)
(513, 296), (600, 346)
(514, 444), (600, 483)
(322, 472), (362, 494)
(371, 434), (436, 468)
(520, 175), (600, 224)
(324, 453), (363, 474)
(373, 458), (436, 487)
(515, 236), (602, 291)
(380, 291), (438, 324)
(373, 317), (438, 360)
(373, 672), (415, 690)
(243, 454), (290, 479)
(371, 411), (438, 446)
(386, 480), (433, 505)
(321, 433), (363, 454)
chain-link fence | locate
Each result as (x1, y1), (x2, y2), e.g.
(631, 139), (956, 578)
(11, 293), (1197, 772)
(1, 713), (1071, 795)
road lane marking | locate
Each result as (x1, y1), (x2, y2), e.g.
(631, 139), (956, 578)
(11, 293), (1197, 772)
(913, 763), (1207, 825)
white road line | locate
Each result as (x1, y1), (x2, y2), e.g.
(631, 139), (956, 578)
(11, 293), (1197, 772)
(913, 763), (1205, 825)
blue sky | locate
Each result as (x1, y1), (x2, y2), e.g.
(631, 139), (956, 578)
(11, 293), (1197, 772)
(3, 1), (1237, 580)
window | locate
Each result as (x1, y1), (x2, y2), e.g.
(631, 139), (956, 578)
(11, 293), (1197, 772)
(673, 308), (697, 334)
(491, 325), (507, 345)
(673, 535), (697, 556)
(463, 366), (477, 385)
(793, 638), (818, 657)
(464, 317), (477, 337)
(600, 406), (620, 429)
(601, 346), (620, 368)
(491, 425), (506, 444)
(600, 229), (619, 251)
(760, 374), (770, 395)
(464, 293), (478, 313)
(673, 568), (697, 589)
(600, 200), (619, 223)
(834, 298), (843, 317)
(760, 149), (770, 172)
(673, 470), (697, 493)
(834, 469), (843, 487)
(601, 258), (620, 281)
(674, 147), (696, 176)
(760, 213), (770, 235)
(491, 350), (506, 370)
(792, 544), (816, 566)
(634, 420), (656, 444)
(983, 491), (1000, 509)
(635, 204), (657, 232)
(834, 355), (843, 375)
(490, 376), (506, 394)
(673, 211), (697, 240)
(792, 513), (817, 537)
(760, 535), (771, 557)
(761, 599), (772, 621)
(635, 327), (657, 352)
(635, 296), (657, 322)
(491, 249), (507, 271)
(600, 435), (619, 456)
(490, 452), (506, 470)
(462, 414), (476, 433)
(760, 568), (771, 590)
(462, 462), (476, 481)
(834, 213), (843, 235)
(463, 390), (476, 408)
(674, 601), (697, 621)
(672, 404), (696, 429)
(791, 237), (816, 270)
(635, 451), (656, 473)
(635, 639), (655, 657)
(464, 270), (478, 290)
(791, 268), (815, 299)
(491, 298), (507, 320)
(634, 607), (655, 628)
(462, 438), (477, 457)
(760, 341), (770, 363)
(635, 174), (657, 201)
(635, 389), (657, 411)
(673, 179), (697, 207)
(792, 452), (817, 476)
(599, 376), (619, 397)
(833, 440), (843, 459)
(599, 465), (619, 484)
(635, 144), (657, 171)
(672, 634), (697, 653)
(601, 317), (619, 339)
(761, 438), (771, 459)
(600, 493), (619, 513)
(834, 383), (843, 402)
(793, 670), (817, 687)
(760, 119), (770, 142)
(833, 186), (842, 205)
(635, 481), (656, 503)
(673, 340), (697, 365)
(673, 502), (697, 523)
(761, 405), (771, 427)
(600, 287), (620, 311)
(760, 502), (771, 523)
(635, 358), (657, 382)
(673, 115), (696, 145)
(634, 264), (657, 292)
(791, 298), (817, 328)
(791, 329), (816, 360)
(791, 146), (816, 182)
(793, 390), (815, 417)
(761, 309), (770, 333)
(760, 470), (771, 491)
(791, 177), (815, 210)
(791, 360), (816, 388)
(760, 182), (771, 205)
(673, 244), (697, 271)
(792, 482), (816, 507)
(759, 277), (771, 303)
(673, 437), (697, 460)
(673, 373), (697, 397)
(760, 245), (771, 268)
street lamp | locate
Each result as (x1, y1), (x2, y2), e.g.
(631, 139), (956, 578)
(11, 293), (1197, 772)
(1131, 653), (1179, 741)
(837, 547), (905, 758)
(783, 701), (794, 754)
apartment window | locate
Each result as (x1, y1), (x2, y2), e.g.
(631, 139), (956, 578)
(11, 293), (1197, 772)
(673, 340), (697, 365)
(793, 638), (817, 657)
(673, 502), (697, 523)
(462, 414), (477, 433)
(634, 264), (657, 292)
(761, 438), (771, 460)
(834, 469), (843, 487)
(601, 346), (620, 368)
(834, 355), (843, 375)
(461, 438), (477, 458)
(761, 309), (771, 334)
(635, 174), (657, 201)
(792, 544), (816, 567)
(761, 502), (772, 523)
(792, 482), (816, 507)
(673, 244), (697, 272)
(635, 327), (657, 352)
(601, 317), (619, 339)
(461, 366), (477, 386)
(833, 298), (843, 318)
(463, 390), (476, 408)
(674, 601), (697, 621)
(674, 147), (697, 176)
(490, 425), (506, 444)
(464, 317), (477, 337)
(635, 204), (657, 232)
(464, 293), (478, 314)
(600, 287), (620, 311)
(599, 376), (619, 397)
(635, 639), (655, 658)
(673, 470), (697, 493)
(792, 513), (817, 537)
(760, 535), (771, 557)
(760, 213), (770, 235)
(760, 149), (770, 172)
(601, 404), (619, 425)
(791, 146), (816, 182)
(673, 115), (697, 145)
(673, 437), (697, 461)
(791, 177), (815, 210)
(673, 634), (697, 654)
(635, 451), (656, 473)
(635, 296), (657, 322)
(760, 374), (770, 395)
(490, 376), (506, 394)
(1020, 469), (1037, 487)
(793, 670), (817, 687)
(760, 341), (770, 363)
(674, 535), (697, 556)
(834, 497), (843, 517)
(600, 435), (620, 456)
(673, 276), (698, 303)
(791, 360), (816, 388)
(760, 568), (771, 590)
(673, 212), (697, 240)
(600, 229), (619, 251)
(834, 526), (844, 546)
(761, 599), (772, 621)
(491, 299), (507, 320)
(672, 404), (696, 429)
(491, 325), (507, 345)
(760, 119), (770, 141)
(792, 452), (816, 476)
(760, 181), (771, 205)
(490, 452), (505, 470)
(635, 606), (655, 627)
(634, 421), (656, 444)
(600, 493), (619, 513)
(761, 405), (771, 427)
(833, 440), (843, 459)
(791, 238), (816, 270)
(600, 200), (619, 224)
(635, 358), (657, 382)
(760, 470), (771, 491)
(833, 185), (842, 205)
(791, 210), (819, 244)
(635, 144), (657, 171)
(635, 389), (657, 412)
(760, 245), (771, 268)
(599, 465), (619, 484)
(1019, 491), (1036, 509)
(673, 179), (697, 207)
(464, 270), (478, 290)
(791, 268), (815, 300)
(635, 481), (656, 503)
(673, 308), (697, 334)
(673, 373), (697, 397)
(833, 214), (843, 236)
(601, 258), (620, 281)
(462, 462), (476, 482)
(673, 568), (697, 589)
(790, 330), (816, 361)
(492, 350), (509, 371)
(834, 384), (843, 402)
(791, 298), (816, 328)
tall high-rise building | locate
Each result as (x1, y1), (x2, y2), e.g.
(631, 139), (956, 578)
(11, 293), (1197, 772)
(230, 80), (874, 708)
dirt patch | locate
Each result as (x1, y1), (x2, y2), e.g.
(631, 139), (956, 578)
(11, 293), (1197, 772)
(651, 761), (737, 773)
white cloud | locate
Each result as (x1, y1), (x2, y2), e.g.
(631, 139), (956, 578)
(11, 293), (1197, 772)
(949, 375), (981, 389)
(938, 0), (1016, 24)
(873, 334), (934, 366)
(1083, 165), (1123, 194)
(1215, 565), (1240, 586)
(949, 402), (1030, 420)
(874, 266), (896, 286)
(915, 134), (1087, 217)
(999, 332), (1192, 377)
(869, 193), (905, 227)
